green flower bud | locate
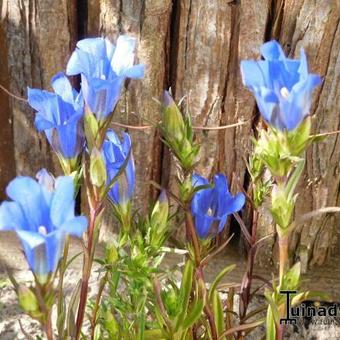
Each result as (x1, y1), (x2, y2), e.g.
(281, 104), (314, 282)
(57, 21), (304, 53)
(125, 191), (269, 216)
(90, 147), (107, 188)
(105, 243), (119, 264)
(18, 285), (40, 316)
(270, 185), (295, 235)
(255, 129), (294, 177)
(162, 288), (178, 317)
(179, 176), (194, 203)
(151, 190), (169, 232)
(162, 91), (186, 142)
(161, 91), (200, 171)
(84, 106), (99, 151)
(150, 190), (169, 248)
(249, 152), (264, 180)
(104, 310), (119, 338)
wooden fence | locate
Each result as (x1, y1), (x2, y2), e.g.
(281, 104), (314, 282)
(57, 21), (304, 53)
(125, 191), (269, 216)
(0, 0), (339, 275)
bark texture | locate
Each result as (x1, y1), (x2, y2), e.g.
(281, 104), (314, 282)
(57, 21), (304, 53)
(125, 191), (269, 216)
(0, 0), (78, 181)
(0, 0), (339, 274)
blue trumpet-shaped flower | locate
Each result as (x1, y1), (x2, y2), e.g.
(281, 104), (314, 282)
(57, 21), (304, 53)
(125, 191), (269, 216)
(27, 72), (85, 159)
(103, 129), (135, 206)
(0, 169), (88, 277)
(191, 174), (245, 239)
(66, 35), (144, 121)
(240, 40), (321, 131)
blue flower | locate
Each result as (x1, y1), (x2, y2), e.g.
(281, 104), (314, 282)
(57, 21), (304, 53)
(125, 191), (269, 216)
(66, 35), (144, 121)
(103, 130), (135, 206)
(240, 40), (321, 131)
(27, 72), (85, 159)
(0, 169), (88, 276)
(191, 174), (245, 239)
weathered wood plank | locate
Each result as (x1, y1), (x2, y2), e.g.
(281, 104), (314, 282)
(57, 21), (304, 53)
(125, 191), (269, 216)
(88, 0), (173, 209)
(257, 0), (340, 272)
(0, 0), (339, 274)
(1, 0), (77, 178)
(0, 19), (16, 199)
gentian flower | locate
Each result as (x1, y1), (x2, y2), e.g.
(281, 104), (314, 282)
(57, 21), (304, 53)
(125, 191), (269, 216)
(240, 40), (321, 131)
(103, 129), (135, 206)
(27, 72), (85, 160)
(191, 173), (245, 238)
(66, 35), (144, 121)
(0, 169), (88, 277)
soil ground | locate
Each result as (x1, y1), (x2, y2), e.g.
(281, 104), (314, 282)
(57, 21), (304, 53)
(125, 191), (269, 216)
(1, 232), (340, 339)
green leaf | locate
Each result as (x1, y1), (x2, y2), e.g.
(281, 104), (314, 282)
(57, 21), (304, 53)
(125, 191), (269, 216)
(281, 262), (301, 291)
(182, 298), (204, 329)
(66, 279), (81, 338)
(144, 329), (167, 340)
(266, 307), (276, 340)
(175, 260), (194, 330)
(291, 290), (331, 306)
(264, 290), (280, 325)
(93, 324), (101, 340)
(211, 290), (224, 337)
(209, 264), (236, 301)
(217, 319), (264, 339)
(65, 252), (83, 269)
(284, 159), (305, 201)
(57, 296), (66, 337)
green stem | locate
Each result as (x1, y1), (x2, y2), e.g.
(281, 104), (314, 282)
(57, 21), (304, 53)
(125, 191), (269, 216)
(277, 234), (289, 340)
(45, 311), (53, 340)
(57, 236), (70, 337)
(90, 271), (108, 339)
(185, 211), (201, 265)
(278, 235), (289, 285)
(75, 204), (100, 340)
(185, 210), (218, 340)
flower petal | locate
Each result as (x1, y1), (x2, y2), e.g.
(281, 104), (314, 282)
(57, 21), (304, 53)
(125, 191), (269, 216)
(225, 192), (245, 215)
(240, 60), (268, 89)
(6, 177), (49, 231)
(260, 40), (285, 61)
(193, 213), (215, 239)
(0, 201), (28, 230)
(45, 229), (65, 273)
(81, 75), (121, 120)
(111, 35), (137, 76)
(51, 72), (75, 104)
(27, 88), (56, 113)
(16, 230), (46, 274)
(50, 176), (75, 227)
(59, 216), (88, 238)
(123, 64), (145, 79)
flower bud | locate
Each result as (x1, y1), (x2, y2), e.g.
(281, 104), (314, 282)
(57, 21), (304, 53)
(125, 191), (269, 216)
(18, 285), (40, 316)
(161, 91), (200, 171)
(104, 309), (119, 338)
(162, 91), (186, 142)
(105, 243), (119, 264)
(151, 190), (169, 232)
(255, 129), (293, 177)
(90, 147), (107, 188)
(84, 106), (99, 151)
(149, 191), (169, 248)
(270, 185), (295, 235)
